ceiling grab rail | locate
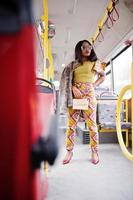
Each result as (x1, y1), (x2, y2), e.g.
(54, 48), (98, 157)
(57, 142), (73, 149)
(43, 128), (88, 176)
(116, 62), (133, 161)
(90, 0), (119, 45)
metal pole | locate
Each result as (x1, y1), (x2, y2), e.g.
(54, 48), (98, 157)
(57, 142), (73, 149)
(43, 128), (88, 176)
(110, 59), (114, 94)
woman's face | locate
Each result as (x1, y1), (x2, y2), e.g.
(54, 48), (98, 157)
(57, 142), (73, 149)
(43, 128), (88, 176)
(81, 41), (92, 57)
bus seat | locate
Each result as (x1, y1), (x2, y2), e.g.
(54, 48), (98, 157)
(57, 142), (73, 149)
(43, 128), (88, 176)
(97, 98), (131, 147)
(95, 86), (110, 98)
(31, 78), (58, 169)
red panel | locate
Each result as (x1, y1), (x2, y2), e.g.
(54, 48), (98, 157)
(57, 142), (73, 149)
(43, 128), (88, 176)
(0, 26), (47, 200)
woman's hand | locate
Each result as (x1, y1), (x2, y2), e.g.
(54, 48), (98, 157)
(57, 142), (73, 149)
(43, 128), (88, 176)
(93, 70), (105, 88)
(72, 86), (82, 98)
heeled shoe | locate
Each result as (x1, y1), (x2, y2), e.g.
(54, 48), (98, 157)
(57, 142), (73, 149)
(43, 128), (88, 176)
(62, 151), (73, 165)
(91, 152), (99, 165)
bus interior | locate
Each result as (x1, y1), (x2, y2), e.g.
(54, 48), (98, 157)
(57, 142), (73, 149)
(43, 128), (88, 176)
(0, 0), (133, 200)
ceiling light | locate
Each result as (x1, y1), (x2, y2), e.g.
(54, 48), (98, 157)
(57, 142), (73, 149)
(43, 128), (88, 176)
(72, 0), (78, 14)
(68, 0), (78, 15)
(65, 28), (71, 43)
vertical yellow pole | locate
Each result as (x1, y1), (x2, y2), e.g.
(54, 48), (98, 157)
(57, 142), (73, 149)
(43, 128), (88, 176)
(41, 0), (49, 173)
(116, 85), (133, 160)
(41, 0), (54, 81)
(48, 40), (54, 81)
(42, 0), (49, 80)
(116, 46), (133, 161)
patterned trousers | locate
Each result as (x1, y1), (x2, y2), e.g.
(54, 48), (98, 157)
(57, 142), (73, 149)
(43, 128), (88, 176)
(66, 82), (99, 153)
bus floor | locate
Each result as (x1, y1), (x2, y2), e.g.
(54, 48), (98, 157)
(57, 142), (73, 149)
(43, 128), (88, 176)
(46, 142), (133, 200)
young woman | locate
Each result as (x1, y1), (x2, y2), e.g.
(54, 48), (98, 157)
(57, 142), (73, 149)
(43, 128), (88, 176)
(60, 40), (105, 165)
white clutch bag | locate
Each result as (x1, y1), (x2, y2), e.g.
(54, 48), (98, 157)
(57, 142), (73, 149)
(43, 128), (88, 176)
(72, 99), (88, 110)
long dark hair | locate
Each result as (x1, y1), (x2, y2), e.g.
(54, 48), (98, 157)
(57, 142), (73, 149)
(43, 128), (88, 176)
(75, 40), (97, 64)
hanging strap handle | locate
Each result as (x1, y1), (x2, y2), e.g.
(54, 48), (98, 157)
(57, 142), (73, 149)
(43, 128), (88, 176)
(97, 27), (104, 42)
(106, 8), (114, 29)
(111, 0), (119, 22)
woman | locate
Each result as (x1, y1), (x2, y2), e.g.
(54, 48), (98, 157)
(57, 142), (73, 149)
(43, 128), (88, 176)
(59, 40), (105, 165)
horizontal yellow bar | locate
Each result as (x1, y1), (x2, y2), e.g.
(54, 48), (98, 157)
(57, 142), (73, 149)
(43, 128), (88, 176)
(92, 0), (114, 42)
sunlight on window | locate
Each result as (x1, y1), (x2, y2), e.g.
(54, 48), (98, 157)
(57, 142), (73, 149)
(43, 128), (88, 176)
(113, 46), (132, 97)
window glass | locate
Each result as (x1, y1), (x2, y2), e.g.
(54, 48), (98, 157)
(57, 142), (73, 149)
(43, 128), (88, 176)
(113, 46), (132, 96)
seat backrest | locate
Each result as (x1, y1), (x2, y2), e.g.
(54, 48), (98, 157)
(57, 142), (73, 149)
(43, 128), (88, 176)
(36, 78), (57, 136)
(97, 99), (124, 124)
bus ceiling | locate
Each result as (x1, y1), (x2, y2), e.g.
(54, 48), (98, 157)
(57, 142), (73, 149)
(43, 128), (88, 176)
(34, 0), (133, 76)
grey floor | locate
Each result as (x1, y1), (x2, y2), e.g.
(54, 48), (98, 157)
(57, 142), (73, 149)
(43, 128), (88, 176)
(46, 143), (133, 200)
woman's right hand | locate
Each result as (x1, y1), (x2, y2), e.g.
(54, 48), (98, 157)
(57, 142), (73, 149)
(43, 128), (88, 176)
(72, 86), (82, 98)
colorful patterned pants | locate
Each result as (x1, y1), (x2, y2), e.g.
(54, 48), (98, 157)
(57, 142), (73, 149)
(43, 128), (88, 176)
(66, 82), (98, 153)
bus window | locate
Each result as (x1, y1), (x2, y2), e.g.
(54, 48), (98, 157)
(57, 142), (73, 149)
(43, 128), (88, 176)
(113, 46), (132, 96)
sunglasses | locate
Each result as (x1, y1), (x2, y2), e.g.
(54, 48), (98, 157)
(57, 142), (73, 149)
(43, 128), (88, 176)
(81, 45), (92, 51)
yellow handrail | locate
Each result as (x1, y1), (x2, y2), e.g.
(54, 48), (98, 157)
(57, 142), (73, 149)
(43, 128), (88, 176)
(116, 62), (133, 161)
(116, 85), (133, 161)
(42, 0), (48, 59)
(41, 0), (54, 81)
(91, 0), (114, 43)
(41, 0), (49, 80)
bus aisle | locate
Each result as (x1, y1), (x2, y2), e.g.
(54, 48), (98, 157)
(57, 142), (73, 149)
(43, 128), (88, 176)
(46, 136), (133, 200)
